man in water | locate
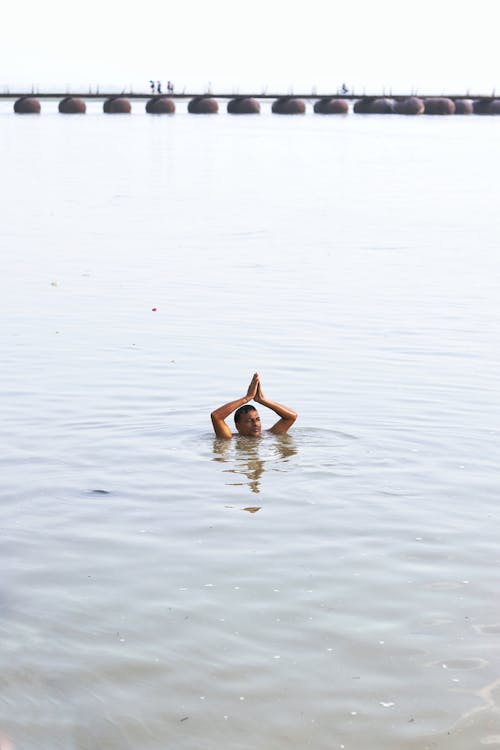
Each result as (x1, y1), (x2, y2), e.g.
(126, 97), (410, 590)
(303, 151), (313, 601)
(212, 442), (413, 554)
(211, 373), (297, 439)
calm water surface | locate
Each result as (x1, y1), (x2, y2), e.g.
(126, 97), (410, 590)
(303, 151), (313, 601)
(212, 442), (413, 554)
(1, 102), (500, 749)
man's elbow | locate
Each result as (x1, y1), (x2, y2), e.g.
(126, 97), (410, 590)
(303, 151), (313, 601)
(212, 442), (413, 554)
(211, 411), (227, 429)
(282, 412), (298, 428)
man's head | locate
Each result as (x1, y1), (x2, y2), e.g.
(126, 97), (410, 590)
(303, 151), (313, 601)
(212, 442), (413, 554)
(234, 405), (262, 437)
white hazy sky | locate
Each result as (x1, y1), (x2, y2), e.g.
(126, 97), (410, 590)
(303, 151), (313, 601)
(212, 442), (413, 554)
(1, 0), (499, 94)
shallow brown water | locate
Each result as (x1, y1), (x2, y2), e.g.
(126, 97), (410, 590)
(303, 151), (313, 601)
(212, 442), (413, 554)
(1, 103), (500, 748)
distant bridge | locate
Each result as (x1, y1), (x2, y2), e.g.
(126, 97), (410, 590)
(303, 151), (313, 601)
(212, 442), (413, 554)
(4, 91), (500, 115)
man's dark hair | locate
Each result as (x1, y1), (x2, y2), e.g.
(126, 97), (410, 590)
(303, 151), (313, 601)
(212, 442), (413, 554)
(234, 404), (257, 424)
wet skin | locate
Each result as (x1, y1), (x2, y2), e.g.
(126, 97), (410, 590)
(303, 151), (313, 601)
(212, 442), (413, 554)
(235, 408), (262, 438)
(210, 373), (297, 439)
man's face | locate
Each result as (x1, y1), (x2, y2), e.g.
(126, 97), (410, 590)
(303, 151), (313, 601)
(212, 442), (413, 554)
(236, 408), (262, 437)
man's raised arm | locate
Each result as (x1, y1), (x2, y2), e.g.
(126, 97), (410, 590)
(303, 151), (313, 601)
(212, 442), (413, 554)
(255, 380), (298, 435)
(211, 373), (259, 438)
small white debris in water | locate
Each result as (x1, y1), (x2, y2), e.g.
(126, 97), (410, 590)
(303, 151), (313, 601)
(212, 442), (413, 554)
(442, 664), (448, 669)
(350, 711), (357, 715)
(200, 696), (205, 700)
(273, 655), (280, 659)
(223, 715), (229, 720)
(415, 537), (423, 541)
(273, 589), (280, 592)
(239, 696), (245, 701)
(380, 702), (395, 708)
(462, 580), (469, 584)
(179, 587), (187, 591)
(379, 641), (385, 645)
(327, 648), (333, 652)
(119, 638), (125, 643)
(205, 583), (214, 587)
(234, 586), (240, 590)
(452, 678), (460, 682)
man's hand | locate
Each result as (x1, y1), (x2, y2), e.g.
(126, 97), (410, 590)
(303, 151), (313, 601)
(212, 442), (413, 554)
(246, 372), (260, 402)
(255, 378), (265, 404)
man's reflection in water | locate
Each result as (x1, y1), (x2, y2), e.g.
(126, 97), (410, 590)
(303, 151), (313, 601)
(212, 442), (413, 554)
(212, 434), (297, 494)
